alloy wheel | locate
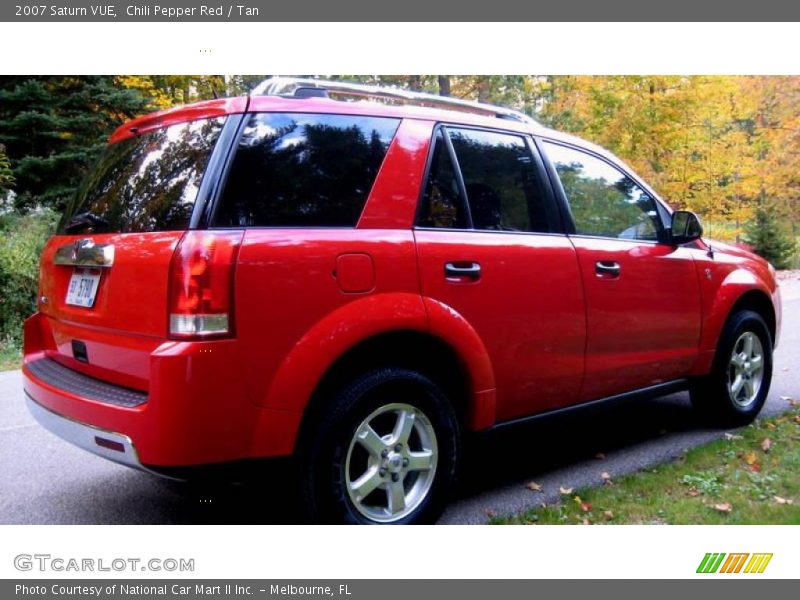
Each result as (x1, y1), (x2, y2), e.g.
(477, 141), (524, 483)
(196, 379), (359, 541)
(727, 331), (765, 408)
(344, 403), (438, 523)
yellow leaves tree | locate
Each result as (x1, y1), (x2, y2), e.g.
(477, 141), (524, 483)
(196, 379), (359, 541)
(535, 75), (798, 242)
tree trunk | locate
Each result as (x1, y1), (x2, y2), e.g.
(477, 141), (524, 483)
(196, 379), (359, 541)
(477, 77), (491, 103)
(438, 76), (451, 97)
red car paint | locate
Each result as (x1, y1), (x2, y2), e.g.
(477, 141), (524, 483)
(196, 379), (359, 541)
(22, 94), (781, 470)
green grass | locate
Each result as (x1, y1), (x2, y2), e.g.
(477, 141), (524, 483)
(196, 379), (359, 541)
(493, 405), (800, 525)
(0, 339), (21, 371)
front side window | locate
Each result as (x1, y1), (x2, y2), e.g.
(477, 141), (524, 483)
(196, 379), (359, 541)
(214, 113), (400, 227)
(544, 142), (662, 241)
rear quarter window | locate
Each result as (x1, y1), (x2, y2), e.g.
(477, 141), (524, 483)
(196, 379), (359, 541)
(213, 113), (400, 228)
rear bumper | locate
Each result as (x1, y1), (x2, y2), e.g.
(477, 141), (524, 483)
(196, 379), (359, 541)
(22, 312), (303, 469)
(25, 392), (163, 476)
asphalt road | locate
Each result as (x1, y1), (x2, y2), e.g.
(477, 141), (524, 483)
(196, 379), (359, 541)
(1, 278), (798, 525)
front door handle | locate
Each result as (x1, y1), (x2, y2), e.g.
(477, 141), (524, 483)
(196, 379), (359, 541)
(444, 262), (482, 280)
(595, 261), (621, 278)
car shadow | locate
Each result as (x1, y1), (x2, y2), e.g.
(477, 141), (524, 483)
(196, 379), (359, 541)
(455, 392), (699, 495)
(66, 392), (700, 524)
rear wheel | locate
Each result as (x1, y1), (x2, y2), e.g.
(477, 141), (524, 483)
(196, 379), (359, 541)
(691, 310), (773, 427)
(300, 368), (460, 524)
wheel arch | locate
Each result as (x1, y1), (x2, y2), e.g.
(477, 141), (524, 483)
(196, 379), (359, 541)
(693, 274), (779, 376)
(296, 330), (482, 452)
(252, 293), (497, 457)
(728, 289), (777, 347)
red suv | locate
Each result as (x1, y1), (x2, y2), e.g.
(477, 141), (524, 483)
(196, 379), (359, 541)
(23, 78), (781, 524)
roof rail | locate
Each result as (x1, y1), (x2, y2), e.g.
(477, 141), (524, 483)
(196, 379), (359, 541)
(251, 77), (538, 126)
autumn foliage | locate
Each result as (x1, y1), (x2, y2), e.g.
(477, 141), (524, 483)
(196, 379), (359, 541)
(1, 75), (798, 253)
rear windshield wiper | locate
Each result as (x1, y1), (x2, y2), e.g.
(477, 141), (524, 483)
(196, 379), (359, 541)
(64, 211), (110, 234)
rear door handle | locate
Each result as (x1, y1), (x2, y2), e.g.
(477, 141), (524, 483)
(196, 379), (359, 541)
(595, 261), (621, 278)
(444, 262), (481, 280)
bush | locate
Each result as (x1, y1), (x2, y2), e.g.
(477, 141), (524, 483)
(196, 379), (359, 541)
(743, 204), (797, 270)
(0, 209), (58, 346)
(0, 144), (13, 194)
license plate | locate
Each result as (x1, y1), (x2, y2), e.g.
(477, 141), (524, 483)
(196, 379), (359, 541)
(65, 269), (101, 308)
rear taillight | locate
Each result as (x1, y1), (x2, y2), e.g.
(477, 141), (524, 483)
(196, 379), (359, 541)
(168, 230), (243, 339)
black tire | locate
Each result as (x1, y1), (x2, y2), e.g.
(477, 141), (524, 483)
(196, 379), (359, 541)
(690, 309), (773, 427)
(299, 368), (460, 524)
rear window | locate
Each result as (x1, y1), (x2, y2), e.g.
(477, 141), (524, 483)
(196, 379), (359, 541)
(417, 126), (554, 233)
(417, 129), (469, 229)
(449, 128), (551, 233)
(60, 117), (225, 234)
(213, 113), (400, 228)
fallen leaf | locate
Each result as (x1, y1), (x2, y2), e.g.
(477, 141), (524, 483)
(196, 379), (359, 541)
(603, 510), (614, 520)
(712, 502), (732, 513)
(745, 451), (758, 465)
(526, 481), (542, 492)
(724, 432), (743, 440)
(774, 496), (788, 505)
(600, 471), (612, 484)
(761, 438), (773, 453)
(595, 452), (606, 460)
(687, 489), (701, 497)
(580, 502), (592, 512)
(559, 486), (573, 495)
(750, 462), (762, 473)
(573, 495), (583, 505)
(765, 423), (777, 430)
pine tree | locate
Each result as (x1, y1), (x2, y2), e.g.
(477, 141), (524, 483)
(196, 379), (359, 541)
(0, 76), (150, 211)
(743, 203), (796, 269)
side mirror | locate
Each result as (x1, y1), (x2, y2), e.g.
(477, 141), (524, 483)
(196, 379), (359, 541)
(670, 210), (703, 245)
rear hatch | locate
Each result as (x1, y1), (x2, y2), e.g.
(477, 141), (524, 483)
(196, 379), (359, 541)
(35, 116), (227, 390)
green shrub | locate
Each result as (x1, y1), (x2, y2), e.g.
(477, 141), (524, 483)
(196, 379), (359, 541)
(743, 204), (797, 269)
(0, 209), (58, 346)
(0, 144), (13, 193)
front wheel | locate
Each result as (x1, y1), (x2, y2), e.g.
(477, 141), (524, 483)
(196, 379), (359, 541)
(300, 368), (461, 524)
(691, 309), (773, 427)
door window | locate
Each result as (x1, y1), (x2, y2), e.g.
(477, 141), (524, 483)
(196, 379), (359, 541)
(417, 127), (554, 233)
(544, 142), (662, 241)
(417, 129), (468, 229)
